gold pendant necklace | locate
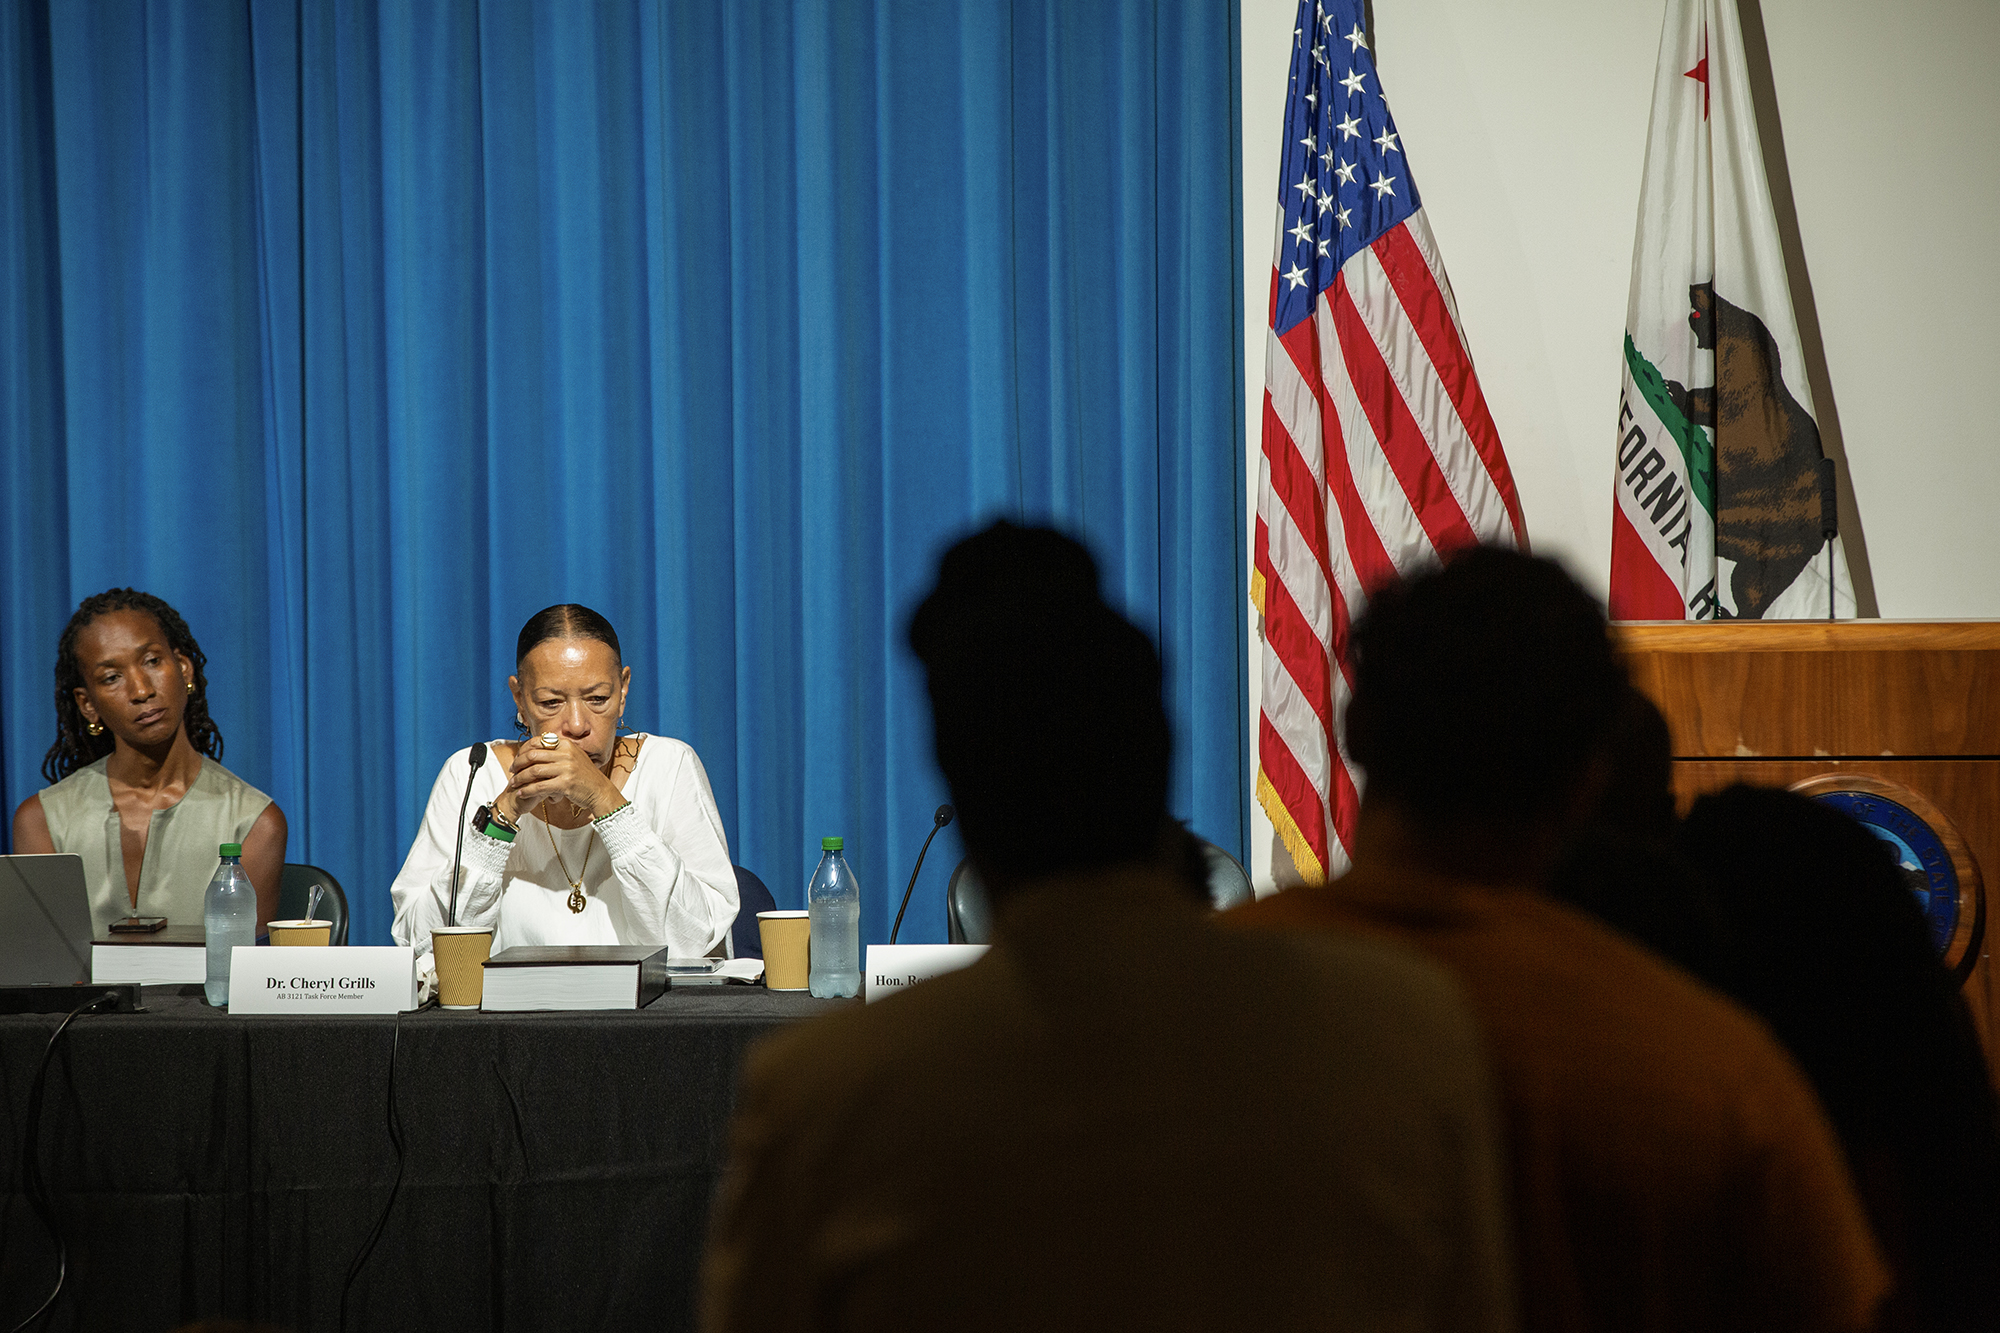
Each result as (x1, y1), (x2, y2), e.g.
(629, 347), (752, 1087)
(543, 815), (594, 914)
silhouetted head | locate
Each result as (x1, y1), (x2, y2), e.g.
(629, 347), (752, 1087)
(1345, 546), (1625, 844)
(1677, 785), (1957, 1075)
(1676, 783), (2000, 1330)
(1586, 685), (1677, 848)
(1546, 687), (1733, 988)
(909, 521), (1171, 894)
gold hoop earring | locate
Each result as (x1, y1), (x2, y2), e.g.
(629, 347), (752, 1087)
(85, 719), (105, 737)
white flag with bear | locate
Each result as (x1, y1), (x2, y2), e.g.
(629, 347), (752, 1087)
(1610, 0), (1853, 621)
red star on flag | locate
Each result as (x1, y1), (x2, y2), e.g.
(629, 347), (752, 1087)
(1684, 29), (1710, 120)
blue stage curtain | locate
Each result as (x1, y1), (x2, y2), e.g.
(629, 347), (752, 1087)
(0, 0), (1246, 947)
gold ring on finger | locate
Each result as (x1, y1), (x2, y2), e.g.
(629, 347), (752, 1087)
(541, 732), (560, 749)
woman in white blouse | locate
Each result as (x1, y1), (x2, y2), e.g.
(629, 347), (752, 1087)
(389, 604), (738, 960)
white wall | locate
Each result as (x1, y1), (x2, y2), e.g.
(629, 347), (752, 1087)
(1242, 0), (2000, 890)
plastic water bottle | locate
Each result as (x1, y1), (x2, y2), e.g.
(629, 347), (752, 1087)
(807, 836), (862, 999)
(203, 842), (257, 1007)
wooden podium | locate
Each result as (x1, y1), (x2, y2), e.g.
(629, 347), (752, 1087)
(1615, 621), (2000, 1076)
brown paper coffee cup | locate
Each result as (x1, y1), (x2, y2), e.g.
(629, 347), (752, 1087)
(757, 910), (810, 990)
(269, 919), (332, 947)
(433, 925), (494, 1009)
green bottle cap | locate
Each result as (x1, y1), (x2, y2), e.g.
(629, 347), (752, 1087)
(821, 836), (844, 851)
(220, 843), (244, 857)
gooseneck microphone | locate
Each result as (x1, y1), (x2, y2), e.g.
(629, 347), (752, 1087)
(447, 742), (488, 927)
(889, 805), (955, 945)
(1818, 457), (1839, 621)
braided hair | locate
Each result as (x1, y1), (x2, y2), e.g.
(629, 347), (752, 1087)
(42, 589), (223, 783)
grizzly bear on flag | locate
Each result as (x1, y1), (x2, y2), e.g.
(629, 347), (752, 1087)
(1665, 282), (1828, 619)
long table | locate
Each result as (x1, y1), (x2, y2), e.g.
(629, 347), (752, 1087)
(0, 984), (841, 1332)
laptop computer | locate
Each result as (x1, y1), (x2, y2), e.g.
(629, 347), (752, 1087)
(0, 853), (95, 985)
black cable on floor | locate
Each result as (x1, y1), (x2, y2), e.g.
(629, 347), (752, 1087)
(8, 993), (116, 1333)
(340, 1013), (406, 1331)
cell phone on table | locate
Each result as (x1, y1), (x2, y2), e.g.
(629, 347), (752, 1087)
(662, 957), (724, 974)
(108, 916), (169, 933)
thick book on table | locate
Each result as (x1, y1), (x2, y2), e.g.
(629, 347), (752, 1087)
(480, 945), (674, 1011)
(92, 926), (206, 986)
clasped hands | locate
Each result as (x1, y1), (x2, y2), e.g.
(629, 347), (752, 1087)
(494, 734), (624, 825)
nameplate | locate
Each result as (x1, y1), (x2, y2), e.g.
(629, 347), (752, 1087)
(863, 943), (989, 1003)
(228, 946), (418, 1015)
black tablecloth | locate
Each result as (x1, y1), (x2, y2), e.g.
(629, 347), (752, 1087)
(0, 984), (843, 1332)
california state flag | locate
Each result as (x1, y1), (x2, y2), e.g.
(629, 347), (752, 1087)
(1612, 0), (1853, 621)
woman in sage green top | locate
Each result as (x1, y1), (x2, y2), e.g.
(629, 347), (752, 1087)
(11, 589), (286, 932)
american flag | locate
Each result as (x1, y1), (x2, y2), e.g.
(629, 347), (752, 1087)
(1253, 0), (1526, 883)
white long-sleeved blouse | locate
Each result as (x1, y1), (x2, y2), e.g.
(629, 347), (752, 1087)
(389, 734), (737, 960)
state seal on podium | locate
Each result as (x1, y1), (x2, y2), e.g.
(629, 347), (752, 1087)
(1790, 774), (1985, 984)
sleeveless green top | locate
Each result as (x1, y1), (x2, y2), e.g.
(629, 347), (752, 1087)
(37, 756), (273, 931)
